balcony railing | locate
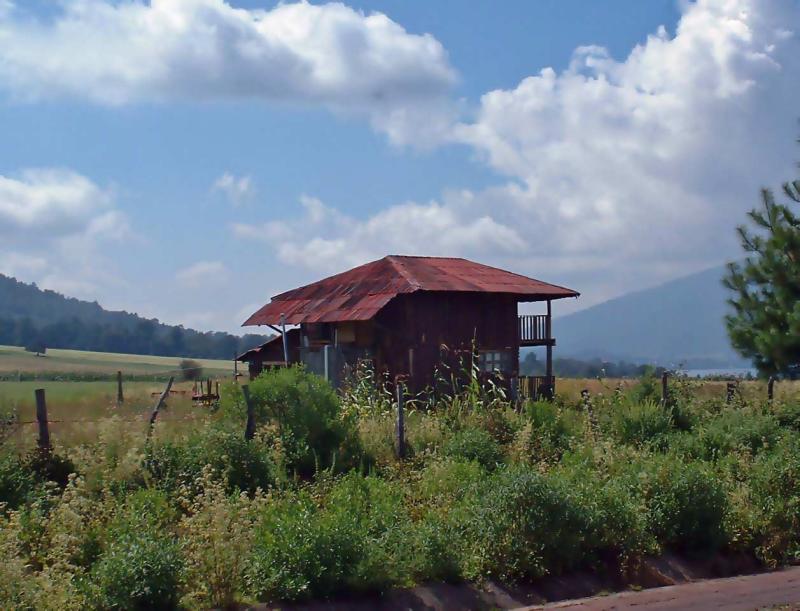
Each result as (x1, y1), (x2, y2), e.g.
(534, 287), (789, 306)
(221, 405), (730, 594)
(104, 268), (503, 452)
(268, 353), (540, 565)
(518, 314), (551, 345)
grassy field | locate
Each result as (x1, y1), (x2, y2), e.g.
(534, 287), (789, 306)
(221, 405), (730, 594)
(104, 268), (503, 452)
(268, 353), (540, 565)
(0, 345), (236, 377)
(0, 379), (212, 450)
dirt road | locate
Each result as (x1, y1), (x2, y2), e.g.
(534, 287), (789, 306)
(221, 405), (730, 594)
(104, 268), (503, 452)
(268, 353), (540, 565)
(528, 566), (800, 610)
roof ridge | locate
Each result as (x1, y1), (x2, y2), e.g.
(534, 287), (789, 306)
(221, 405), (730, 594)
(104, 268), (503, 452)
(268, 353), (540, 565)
(385, 255), (422, 291)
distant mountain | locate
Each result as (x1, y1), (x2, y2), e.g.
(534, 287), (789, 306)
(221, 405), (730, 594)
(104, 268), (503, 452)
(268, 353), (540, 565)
(553, 265), (748, 368)
(0, 274), (270, 359)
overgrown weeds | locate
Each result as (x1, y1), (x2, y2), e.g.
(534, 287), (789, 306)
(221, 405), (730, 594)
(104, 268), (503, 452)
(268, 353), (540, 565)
(1, 367), (799, 608)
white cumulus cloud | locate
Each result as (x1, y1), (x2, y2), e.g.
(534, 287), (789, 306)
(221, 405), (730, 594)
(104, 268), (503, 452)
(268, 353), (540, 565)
(0, 0), (457, 144)
(242, 0), (800, 306)
(0, 168), (130, 297)
(176, 260), (228, 287)
(213, 172), (253, 205)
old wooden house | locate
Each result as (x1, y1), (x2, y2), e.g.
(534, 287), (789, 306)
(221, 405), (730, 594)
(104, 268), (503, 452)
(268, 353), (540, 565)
(240, 255), (579, 398)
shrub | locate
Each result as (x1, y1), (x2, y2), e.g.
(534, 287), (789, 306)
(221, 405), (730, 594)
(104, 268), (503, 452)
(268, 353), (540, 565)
(144, 426), (275, 496)
(247, 367), (362, 476)
(510, 401), (581, 464)
(180, 468), (265, 609)
(415, 458), (484, 504)
(748, 436), (800, 565)
(92, 531), (181, 610)
(452, 467), (588, 581)
(25, 448), (76, 489)
(694, 409), (782, 460)
(357, 413), (396, 468)
(774, 400), (800, 431)
(178, 359), (203, 382)
(246, 474), (409, 602)
(247, 491), (357, 602)
(91, 490), (181, 610)
(442, 427), (503, 469)
(625, 455), (727, 552)
(0, 451), (36, 510)
(606, 400), (673, 446)
(628, 367), (660, 404)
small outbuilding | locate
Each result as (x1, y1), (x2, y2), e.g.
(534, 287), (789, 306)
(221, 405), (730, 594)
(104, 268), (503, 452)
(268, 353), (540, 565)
(236, 328), (301, 379)
(241, 255), (578, 398)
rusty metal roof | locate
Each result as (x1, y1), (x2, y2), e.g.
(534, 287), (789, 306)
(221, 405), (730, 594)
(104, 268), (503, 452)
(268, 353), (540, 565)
(236, 328), (299, 360)
(243, 255), (579, 326)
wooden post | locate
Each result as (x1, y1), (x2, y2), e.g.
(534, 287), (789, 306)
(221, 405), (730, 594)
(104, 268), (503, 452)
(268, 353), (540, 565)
(545, 300), (553, 397)
(396, 382), (406, 459)
(280, 313), (289, 366)
(234, 357), (238, 378)
(661, 371), (669, 406)
(116, 370), (124, 404)
(147, 377), (174, 440)
(242, 384), (256, 441)
(726, 381), (737, 404)
(206, 378), (212, 398)
(34, 388), (51, 452)
(768, 376), (775, 402)
(215, 381), (219, 399)
(511, 376), (519, 409)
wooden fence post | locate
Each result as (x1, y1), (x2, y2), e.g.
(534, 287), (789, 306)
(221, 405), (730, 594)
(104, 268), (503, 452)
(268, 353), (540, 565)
(215, 381), (220, 399)
(116, 370), (124, 405)
(206, 379), (212, 398)
(147, 377), (174, 440)
(242, 385), (256, 441)
(396, 382), (406, 460)
(661, 371), (669, 406)
(768, 376), (775, 402)
(34, 388), (51, 452)
(726, 381), (738, 404)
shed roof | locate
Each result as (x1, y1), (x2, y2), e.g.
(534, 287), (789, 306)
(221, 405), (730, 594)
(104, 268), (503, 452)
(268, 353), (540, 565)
(243, 255), (579, 326)
(235, 328), (299, 361)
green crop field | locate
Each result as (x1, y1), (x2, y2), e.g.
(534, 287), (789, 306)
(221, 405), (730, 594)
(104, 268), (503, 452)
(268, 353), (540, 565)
(0, 344), (236, 377)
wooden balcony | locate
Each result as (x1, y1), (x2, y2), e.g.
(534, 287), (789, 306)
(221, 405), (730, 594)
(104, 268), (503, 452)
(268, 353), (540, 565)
(518, 314), (554, 347)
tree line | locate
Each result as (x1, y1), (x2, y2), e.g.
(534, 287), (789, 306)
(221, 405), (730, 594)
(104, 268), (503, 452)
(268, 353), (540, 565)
(0, 275), (270, 359)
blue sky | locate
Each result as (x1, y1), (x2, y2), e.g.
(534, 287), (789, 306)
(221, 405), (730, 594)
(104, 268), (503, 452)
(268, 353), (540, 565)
(0, 0), (798, 333)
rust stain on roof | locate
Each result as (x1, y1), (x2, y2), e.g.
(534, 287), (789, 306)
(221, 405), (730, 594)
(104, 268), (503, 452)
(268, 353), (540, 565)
(243, 255), (579, 326)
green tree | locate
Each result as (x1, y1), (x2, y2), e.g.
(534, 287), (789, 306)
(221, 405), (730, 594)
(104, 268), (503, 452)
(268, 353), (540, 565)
(724, 171), (800, 376)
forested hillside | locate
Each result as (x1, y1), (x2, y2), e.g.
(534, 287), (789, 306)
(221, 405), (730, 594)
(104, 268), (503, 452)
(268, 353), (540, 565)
(0, 275), (270, 359)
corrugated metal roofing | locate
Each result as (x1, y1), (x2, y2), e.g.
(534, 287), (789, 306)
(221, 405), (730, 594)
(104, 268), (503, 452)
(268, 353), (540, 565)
(243, 255), (579, 326)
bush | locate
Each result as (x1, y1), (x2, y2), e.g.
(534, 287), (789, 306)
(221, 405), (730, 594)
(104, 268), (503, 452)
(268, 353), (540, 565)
(247, 366), (362, 476)
(178, 359), (203, 382)
(625, 455), (727, 552)
(606, 400), (673, 446)
(748, 436), (800, 565)
(180, 469), (264, 609)
(442, 427), (503, 469)
(774, 400), (800, 431)
(451, 467), (588, 581)
(510, 401), (581, 464)
(246, 474), (408, 602)
(92, 532), (181, 610)
(694, 409), (782, 460)
(415, 458), (484, 504)
(25, 448), (76, 489)
(0, 451), (35, 510)
(91, 490), (181, 610)
(144, 426), (275, 496)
